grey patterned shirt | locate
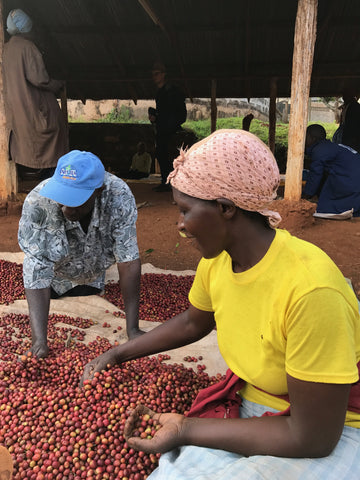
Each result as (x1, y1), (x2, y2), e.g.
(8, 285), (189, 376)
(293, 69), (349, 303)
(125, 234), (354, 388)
(18, 172), (139, 295)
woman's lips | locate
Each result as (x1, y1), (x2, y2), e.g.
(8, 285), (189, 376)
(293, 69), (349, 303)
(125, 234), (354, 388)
(179, 231), (194, 239)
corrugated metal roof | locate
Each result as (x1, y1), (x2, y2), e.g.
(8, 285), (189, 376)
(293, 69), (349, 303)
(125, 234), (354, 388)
(3, 0), (360, 101)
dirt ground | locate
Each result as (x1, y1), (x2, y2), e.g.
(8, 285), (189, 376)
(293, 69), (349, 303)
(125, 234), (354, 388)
(2, 179), (360, 297)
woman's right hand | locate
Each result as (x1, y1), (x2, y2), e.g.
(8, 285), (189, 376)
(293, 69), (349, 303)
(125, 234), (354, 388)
(80, 349), (119, 386)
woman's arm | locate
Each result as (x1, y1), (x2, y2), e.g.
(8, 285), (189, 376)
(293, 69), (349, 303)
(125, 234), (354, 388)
(182, 375), (350, 458)
(125, 375), (351, 458)
(81, 305), (215, 384)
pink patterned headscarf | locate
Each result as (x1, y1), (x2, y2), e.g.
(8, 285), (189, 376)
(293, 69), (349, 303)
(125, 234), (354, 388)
(168, 129), (281, 227)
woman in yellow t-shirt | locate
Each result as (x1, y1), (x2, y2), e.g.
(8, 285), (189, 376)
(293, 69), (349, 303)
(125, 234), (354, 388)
(82, 129), (360, 480)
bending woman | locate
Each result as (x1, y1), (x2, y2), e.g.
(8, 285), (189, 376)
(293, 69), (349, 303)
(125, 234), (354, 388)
(82, 129), (360, 479)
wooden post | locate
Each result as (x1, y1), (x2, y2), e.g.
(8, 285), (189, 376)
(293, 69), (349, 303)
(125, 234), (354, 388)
(282, 99), (289, 123)
(210, 79), (217, 133)
(284, 0), (317, 201)
(308, 97), (312, 121)
(0, 1), (17, 200)
(268, 78), (277, 154)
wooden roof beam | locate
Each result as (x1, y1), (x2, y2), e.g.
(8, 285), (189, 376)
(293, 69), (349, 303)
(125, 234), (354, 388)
(137, 0), (193, 102)
(83, 2), (139, 104)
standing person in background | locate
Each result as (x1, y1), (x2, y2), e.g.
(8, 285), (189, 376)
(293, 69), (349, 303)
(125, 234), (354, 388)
(3, 8), (68, 181)
(332, 89), (360, 153)
(150, 62), (187, 192)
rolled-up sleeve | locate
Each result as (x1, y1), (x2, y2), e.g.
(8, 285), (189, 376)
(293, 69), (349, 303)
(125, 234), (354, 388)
(108, 182), (139, 263)
(112, 191), (139, 263)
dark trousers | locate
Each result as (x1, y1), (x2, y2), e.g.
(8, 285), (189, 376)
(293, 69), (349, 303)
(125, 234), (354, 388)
(156, 133), (173, 185)
(156, 132), (184, 184)
(50, 285), (101, 299)
(125, 170), (150, 179)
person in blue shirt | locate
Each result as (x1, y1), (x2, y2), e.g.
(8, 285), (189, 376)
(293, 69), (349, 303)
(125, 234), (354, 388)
(303, 124), (360, 217)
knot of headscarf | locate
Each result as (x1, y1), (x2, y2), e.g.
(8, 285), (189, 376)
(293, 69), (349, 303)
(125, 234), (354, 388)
(7, 9), (33, 36)
(168, 129), (282, 228)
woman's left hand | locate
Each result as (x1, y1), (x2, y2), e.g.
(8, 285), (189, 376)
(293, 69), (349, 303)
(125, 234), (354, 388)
(124, 405), (186, 454)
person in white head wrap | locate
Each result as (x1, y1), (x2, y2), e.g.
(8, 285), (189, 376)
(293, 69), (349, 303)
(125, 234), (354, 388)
(82, 129), (360, 480)
(6, 8), (33, 35)
(3, 8), (68, 178)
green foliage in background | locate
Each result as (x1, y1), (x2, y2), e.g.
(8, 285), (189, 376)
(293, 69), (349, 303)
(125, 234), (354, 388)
(80, 107), (339, 149)
(182, 117), (339, 173)
(183, 117), (339, 147)
(69, 110), (339, 174)
(94, 105), (151, 124)
(101, 105), (132, 123)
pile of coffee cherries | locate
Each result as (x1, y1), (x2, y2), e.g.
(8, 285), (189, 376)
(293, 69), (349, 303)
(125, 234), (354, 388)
(0, 259), (195, 323)
(0, 312), (222, 479)
(104, 273), (194, 322)
(0, 259), (25, 304)
(130, 413), (162, 440)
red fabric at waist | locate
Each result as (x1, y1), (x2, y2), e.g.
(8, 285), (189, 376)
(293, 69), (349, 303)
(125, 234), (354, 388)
(186, 369), (290, 419)
(186, 364), (360, 419)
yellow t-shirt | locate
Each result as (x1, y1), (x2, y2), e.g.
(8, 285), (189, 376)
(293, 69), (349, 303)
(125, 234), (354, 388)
(189, 229), (360, 428)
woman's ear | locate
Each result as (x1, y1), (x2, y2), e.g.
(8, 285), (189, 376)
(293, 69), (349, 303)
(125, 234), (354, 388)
(216, 198), (237, 219)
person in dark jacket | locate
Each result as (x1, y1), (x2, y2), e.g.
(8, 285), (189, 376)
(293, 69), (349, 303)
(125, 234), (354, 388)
(304, 124), (360, 217)
(150, 62), (187, 192)
(332, 90), (360, 153)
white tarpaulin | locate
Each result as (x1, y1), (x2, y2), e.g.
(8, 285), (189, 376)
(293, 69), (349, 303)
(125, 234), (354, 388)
(0, 252), (227, 377)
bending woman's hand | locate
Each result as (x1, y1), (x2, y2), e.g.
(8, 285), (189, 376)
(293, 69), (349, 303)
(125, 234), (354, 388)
(124, 405), (186, 454)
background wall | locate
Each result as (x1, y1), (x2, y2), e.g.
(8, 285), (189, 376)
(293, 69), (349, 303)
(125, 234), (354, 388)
(66, 98), (337, 124)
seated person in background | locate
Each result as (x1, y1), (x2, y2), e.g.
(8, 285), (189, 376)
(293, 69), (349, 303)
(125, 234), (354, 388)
(126, 141), (152, 179)
(18, 150), (144, 358)
(82, 129), (360, 480)
(303, 123), (360, 217)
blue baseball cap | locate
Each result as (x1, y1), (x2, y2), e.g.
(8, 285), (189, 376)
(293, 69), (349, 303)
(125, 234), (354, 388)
(39, 150), (105, 207)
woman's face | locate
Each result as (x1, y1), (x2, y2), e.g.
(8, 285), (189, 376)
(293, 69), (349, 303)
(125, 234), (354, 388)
(173, 188), (228, 259)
